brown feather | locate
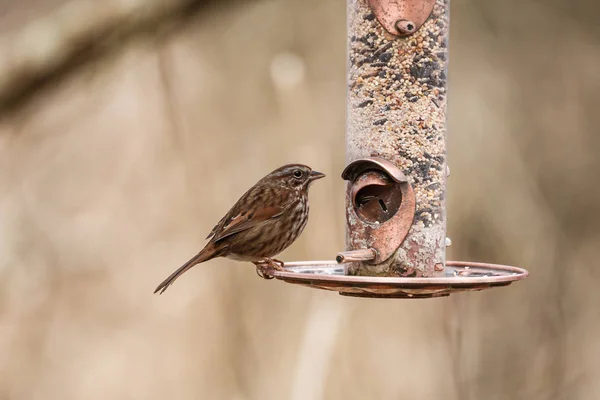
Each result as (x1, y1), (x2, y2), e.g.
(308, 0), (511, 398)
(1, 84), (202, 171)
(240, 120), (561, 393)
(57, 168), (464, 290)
(211, 203), (294, 242)
(153, 242), (223, 295)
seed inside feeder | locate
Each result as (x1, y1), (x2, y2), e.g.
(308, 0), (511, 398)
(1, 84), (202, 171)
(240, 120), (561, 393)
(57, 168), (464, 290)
(346, 0), (449, 277)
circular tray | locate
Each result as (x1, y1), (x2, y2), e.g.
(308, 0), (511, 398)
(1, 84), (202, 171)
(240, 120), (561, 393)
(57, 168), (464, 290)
(263, 261), (528, 299)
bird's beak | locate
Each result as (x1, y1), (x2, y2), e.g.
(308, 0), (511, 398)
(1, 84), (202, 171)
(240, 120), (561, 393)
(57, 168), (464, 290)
(309, 170), (326, 181)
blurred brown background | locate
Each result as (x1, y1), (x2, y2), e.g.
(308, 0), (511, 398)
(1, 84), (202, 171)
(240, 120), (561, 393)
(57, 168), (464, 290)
(0, 0), (599, 399)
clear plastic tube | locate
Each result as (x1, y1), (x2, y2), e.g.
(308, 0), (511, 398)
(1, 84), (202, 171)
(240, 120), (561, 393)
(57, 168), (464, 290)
(346, 0), (449, 276)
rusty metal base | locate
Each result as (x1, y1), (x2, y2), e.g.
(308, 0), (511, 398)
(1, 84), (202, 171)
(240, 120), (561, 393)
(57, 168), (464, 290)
(262, 261), (528, 299)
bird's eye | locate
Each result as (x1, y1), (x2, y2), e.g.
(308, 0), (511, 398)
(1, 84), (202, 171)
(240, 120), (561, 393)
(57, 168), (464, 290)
(293, 170), (303, 178)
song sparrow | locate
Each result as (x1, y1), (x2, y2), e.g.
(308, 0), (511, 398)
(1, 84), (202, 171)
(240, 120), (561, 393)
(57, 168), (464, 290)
(154, 164), (325, 294)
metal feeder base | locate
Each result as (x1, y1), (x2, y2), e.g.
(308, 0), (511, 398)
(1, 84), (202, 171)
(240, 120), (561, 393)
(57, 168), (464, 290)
(263, 261), (528, 299)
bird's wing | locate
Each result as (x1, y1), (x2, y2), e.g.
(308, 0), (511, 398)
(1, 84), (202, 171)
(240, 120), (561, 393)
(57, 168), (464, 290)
(208, 186), (296, 243)
(206, 215), (226, 240)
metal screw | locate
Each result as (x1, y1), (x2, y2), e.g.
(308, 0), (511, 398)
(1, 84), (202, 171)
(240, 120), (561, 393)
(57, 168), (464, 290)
(395, 19), (416, 35)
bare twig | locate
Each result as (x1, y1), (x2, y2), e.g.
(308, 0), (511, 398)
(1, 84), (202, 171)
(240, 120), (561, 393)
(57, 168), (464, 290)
(0, 0), (230, 114)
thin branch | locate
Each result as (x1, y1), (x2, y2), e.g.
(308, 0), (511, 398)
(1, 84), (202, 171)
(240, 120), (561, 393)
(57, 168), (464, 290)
(0, 0), (233, 115)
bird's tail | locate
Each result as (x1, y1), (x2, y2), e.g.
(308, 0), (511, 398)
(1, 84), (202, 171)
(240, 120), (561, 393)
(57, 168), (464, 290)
(154, 243), (220, 295)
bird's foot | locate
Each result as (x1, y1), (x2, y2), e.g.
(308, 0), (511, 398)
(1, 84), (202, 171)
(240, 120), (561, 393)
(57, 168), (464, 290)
(254, 260), (274, 280)
(270, 258), (285, 270)
(253, 258), (284, 280)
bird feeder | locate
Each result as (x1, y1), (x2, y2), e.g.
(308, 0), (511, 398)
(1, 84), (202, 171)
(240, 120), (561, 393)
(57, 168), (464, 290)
(261, 0), (528, 298)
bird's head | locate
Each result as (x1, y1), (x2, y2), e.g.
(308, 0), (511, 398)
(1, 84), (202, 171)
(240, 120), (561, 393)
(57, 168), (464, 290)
(266, 164), (326, 191)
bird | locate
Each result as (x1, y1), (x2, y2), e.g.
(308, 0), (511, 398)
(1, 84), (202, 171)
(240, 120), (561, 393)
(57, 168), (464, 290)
(154, 164), (325, 294)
